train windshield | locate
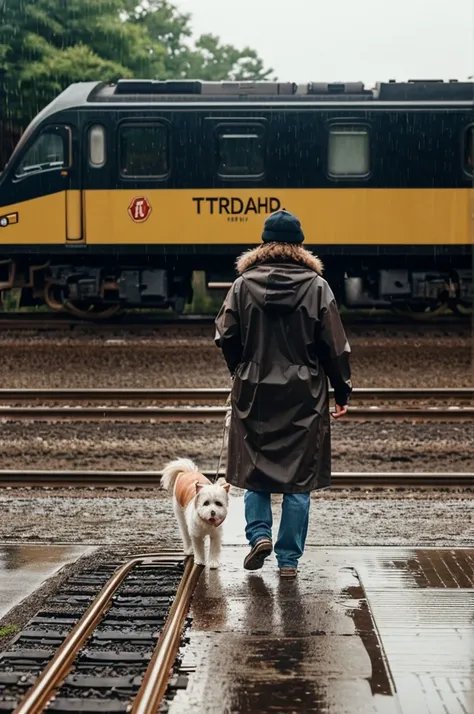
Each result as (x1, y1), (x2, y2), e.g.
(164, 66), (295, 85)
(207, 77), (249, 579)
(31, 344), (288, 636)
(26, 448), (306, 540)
(15, 129), (66, 178)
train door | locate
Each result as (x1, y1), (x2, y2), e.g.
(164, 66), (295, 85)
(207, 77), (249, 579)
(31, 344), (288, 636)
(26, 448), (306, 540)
(2, 124), (80, 245)
(82, 118), (170, 246)
(82, 122), (110, 244)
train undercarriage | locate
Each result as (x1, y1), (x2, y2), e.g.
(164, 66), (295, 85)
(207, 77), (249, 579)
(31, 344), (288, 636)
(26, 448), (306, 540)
(341, 267), (473, 316)
(0, 257), (472, 318)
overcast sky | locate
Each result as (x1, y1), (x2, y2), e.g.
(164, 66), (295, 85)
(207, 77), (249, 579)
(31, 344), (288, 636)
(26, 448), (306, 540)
(175, 0), (474, 85)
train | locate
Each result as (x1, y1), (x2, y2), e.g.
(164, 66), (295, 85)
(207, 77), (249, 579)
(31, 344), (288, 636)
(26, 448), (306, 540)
(0, 78), (472, 317)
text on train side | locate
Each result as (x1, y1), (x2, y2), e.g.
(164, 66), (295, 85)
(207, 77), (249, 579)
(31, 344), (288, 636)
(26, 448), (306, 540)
(192, 197), (281, 215)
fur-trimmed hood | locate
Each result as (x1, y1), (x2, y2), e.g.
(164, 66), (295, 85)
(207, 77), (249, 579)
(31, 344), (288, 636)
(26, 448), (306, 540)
(235, 242), (324, 316)
(236, 242), (324, 276)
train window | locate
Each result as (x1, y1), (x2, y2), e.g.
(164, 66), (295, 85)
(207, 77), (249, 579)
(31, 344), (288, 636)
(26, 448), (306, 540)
(119, 124), (168, 178)
(217, 126), (265, 177)
(328, 125), (370, 177)
(463, 126), (474, 174)
(15, 128), (67, 178)
(89, 125), (106, 168)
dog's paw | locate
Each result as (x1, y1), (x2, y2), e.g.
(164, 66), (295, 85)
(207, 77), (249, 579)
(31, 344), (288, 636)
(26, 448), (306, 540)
(209, 560), (220, 570)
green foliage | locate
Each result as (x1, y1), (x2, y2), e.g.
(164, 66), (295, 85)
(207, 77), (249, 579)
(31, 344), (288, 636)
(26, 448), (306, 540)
(0, 0), (272, 132)
(1, 288), (21, 311)
(0, 624), (19, 639)
(184, 34), (270, 81)
(187, 272), (226, 314)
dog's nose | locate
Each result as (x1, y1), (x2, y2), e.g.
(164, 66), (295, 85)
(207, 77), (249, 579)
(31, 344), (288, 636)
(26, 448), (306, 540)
(210, 510), (216, 517)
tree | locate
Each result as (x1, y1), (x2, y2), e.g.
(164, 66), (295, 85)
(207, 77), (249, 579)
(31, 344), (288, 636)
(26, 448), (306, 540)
(0, 0), (272, 148)
(0, 0), (166, 128)
(127, 1), (272, 81)
(187, 35), (271, 81)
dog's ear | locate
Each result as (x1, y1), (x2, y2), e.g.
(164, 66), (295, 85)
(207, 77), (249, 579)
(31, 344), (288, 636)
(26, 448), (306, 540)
(216, 477), (231, 493)
(195, 482), (205, 492)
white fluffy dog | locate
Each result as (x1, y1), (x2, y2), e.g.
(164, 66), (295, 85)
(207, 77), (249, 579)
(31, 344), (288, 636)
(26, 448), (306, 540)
(162, 458), (230, 568)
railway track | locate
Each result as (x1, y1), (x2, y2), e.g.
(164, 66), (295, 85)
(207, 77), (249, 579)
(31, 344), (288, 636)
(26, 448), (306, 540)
(0, 468), (471, 488)
(0, 406), (472, 421)
(0, 387), (473, 402)
(0, 388), (472, 422)
(0, 312), (470, 331)
(0, 552), (202, 714)
(0, 313), (216, 331)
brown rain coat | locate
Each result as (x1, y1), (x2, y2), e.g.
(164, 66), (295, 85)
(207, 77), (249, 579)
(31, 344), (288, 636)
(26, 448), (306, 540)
(215, 242), (352, 493)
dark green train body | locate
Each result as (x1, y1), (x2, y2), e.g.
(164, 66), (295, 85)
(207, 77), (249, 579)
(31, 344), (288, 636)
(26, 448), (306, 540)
(0, 79), (472, 315)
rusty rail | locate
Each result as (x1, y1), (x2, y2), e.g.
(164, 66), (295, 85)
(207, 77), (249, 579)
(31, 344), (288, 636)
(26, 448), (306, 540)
(0, 405), (472, 421)
(0, 312), (469, 330)
(0, 469), (472, 488)
(132, 559), (203, 714)
(0, 314), (215, 330)
(13, 552), (185, 714)
(0, 387), (472, 402)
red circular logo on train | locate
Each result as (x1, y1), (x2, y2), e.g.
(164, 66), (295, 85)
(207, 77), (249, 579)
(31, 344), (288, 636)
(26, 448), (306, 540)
(128, 196), (152, 223)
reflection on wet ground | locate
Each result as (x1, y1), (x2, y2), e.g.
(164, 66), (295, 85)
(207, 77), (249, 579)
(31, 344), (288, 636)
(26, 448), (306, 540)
(0, 545), (90, 619)
(170, 547), (474, 714)
(357, 548), (474, 714)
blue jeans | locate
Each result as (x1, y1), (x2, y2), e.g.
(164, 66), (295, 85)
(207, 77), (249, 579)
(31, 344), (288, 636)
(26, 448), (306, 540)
(244, 490), (311, 568)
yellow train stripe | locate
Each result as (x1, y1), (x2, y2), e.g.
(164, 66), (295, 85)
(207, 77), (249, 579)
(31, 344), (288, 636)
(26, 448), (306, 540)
(0, 188), (472, 246)
(0, 193), (66, 245)
(66, 190), (83, 242)
(84, 188), (473, 246)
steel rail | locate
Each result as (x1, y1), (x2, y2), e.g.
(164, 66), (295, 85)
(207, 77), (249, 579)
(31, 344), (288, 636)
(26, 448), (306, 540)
(0, 469), (472, 487)
(132, 559), (203, 714)
(13, 552), (184, 714)
(0, 312), (469, 330)
(0, 314), (216, 330)
(0, 387), (472, 402)
(0, 406), (473, 421)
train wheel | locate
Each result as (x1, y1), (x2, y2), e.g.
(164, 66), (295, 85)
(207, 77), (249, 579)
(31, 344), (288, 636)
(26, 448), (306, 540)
(392, 303), (451, 320)
(63, 300), (122, 320)
(44, 282), (65, 312)
(449, 302), (473, 317)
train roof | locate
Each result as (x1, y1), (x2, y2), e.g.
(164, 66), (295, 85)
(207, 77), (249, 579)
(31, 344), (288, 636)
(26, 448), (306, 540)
(83, 79), (474, 103)
(98, 79), (474, 102)
(22, 79), (474, 131)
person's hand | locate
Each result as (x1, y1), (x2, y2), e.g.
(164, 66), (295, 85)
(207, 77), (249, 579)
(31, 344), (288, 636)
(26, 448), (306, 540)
(331, 404), (348, 419)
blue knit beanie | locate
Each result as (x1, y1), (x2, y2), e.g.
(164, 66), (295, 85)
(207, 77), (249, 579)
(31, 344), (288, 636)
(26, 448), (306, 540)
(262, 209), (304, 244)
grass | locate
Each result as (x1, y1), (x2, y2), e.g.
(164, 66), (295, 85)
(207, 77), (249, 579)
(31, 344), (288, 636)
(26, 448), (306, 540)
(0, 624), (19, 638)
(187, 271), (226, 314)
(1, 288), (20, 311)
(1, 272), (226, 315)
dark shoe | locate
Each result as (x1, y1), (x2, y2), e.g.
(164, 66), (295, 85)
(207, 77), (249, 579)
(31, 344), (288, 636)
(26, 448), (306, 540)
(279, 566), (297, 579)
(243, 538), (273, 570)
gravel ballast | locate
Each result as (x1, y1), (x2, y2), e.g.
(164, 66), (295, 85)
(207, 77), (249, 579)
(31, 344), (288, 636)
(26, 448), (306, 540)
(0, 327), (471, 388)
(0, 421), (472, 472)
(0, 325), (471, 554)
(0, 488), (471, 548)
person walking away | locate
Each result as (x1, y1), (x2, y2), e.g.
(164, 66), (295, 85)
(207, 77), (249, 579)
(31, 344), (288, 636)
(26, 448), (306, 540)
(215, 209), (352, 578)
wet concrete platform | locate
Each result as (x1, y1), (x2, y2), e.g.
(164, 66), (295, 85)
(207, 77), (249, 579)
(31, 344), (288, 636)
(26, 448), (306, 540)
(171, 547), (474, 714)
(0, 545), (90, 620)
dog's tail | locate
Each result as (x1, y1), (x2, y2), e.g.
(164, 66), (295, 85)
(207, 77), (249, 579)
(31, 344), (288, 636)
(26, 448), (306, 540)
(161, 458), (199, 491)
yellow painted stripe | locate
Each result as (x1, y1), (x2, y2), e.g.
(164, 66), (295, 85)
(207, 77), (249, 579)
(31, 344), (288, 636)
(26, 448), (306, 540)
(0, 193), (66, 244)
(66, 190), (83, 242)
(0, 188), (472, 246)
(84, 188), (473, 245)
